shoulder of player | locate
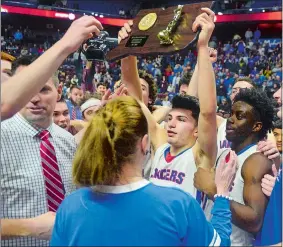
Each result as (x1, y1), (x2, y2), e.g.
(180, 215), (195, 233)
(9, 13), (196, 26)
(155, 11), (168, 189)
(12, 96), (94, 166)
(241, 152), (272, 180)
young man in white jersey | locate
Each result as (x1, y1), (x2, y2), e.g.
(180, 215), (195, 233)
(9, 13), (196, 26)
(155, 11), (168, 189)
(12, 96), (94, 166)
(195, 88), (275, 246)
(135, 8), (218, 202)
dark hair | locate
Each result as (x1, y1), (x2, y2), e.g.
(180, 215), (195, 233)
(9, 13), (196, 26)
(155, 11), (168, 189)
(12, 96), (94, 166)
(273, 120), (282, 130)
(235, 77), (257, 88)
(11, 55), (38, 75)
(97, 82), (107, 88)
(70, 85), (82, 93)
(172, 95), (200, 123)
(57, 97), (67, 104)
(138, 70), (157, 112)
(233, 88), (275, 140)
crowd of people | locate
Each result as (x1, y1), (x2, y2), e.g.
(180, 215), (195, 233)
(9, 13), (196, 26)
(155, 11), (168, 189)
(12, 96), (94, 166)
(1, 7), (282, 247)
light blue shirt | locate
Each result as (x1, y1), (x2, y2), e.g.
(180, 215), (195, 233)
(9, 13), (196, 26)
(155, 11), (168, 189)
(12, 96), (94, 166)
(51, 180), (232, 246)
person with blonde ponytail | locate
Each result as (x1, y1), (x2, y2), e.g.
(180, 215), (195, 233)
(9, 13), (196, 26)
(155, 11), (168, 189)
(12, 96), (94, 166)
(51, 95), (237, 246)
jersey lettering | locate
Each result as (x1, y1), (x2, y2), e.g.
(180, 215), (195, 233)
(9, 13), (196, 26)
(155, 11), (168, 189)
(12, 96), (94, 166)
(219, 140), (232, 149)
(151, 168), (186, 185)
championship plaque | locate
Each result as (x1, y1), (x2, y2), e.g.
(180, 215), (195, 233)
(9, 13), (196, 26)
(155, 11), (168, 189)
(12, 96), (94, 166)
(106, 1), (214, 61)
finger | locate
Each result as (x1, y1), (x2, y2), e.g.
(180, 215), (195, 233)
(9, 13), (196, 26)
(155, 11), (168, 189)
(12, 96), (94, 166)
(264, 148), (278, 156)
(198, 12), (211, 23)
(120, 87), (128, 96)
(121, 27), (129, 37)
(262, 177), (275, 186)
(262, 187), (271, 196)
(200, 8), (215, 20)
(258, 145), (273, 152)
(118, 30), (126, 40)
(128, 20), (133, 26)
(102, 89), (111, 101)
(82, 16), (103, 30)
(268, 153), (280, 160)
(192, 19), (208, 32)
(116, 84), (125, 95)
(124, 22), (132, 33)
(272, 164), (278, 177)
(86, 26), (101, 37)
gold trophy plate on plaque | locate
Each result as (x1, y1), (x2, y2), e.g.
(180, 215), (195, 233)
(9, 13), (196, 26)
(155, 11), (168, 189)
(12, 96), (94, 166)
(106, 1), (213, 61)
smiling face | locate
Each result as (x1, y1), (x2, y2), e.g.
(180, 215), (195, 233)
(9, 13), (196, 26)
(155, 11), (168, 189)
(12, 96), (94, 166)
(226, 101), (262, 143)
(165, 108), (198, 148)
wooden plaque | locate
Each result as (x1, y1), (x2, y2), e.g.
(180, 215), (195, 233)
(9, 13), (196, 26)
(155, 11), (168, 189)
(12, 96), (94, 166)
(107, 1), (213, 61)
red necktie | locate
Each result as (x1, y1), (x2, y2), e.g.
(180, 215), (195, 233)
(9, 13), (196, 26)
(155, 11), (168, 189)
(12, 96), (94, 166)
(72, 107), (76, 120)
(38, 130), (65, 212)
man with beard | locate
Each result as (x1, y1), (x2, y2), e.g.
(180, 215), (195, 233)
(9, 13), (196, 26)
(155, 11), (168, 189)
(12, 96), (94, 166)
(66, 85), (83, 120)
(194, 88), (275, 246)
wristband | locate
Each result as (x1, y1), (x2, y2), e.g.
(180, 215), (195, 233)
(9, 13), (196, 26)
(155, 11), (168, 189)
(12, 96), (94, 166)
(214, 194), (233, 201)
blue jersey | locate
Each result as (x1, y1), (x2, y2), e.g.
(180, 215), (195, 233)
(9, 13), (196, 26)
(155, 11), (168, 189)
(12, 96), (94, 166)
(51, 180), (231, 246)
(254, 166), (282, 246)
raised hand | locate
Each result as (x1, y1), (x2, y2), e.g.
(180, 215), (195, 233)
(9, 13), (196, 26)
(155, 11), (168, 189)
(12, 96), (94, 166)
(215, 151), (238, 196)
(261, 164), (278, 197)
(118, 20), (133, 43)
(192, 8), (215, 48)
(257, 140), (281, 168)
(59, 16), (103, 54)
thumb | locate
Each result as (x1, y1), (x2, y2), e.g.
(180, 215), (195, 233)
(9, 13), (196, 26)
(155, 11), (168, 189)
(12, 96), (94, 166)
(272, 164), (278, 177)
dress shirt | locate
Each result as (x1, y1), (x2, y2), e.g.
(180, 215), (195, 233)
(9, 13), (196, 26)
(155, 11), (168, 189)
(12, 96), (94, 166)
(1, 113), (77, 247)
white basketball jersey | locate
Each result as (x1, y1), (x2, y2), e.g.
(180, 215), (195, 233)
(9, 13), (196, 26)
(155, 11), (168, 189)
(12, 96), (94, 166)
(230, 144), (258, 246)
(204, 144), (258, 246)
(143, 152), (152, 180)
(217, 119), (231, 159)
(149, 143), (202, 203)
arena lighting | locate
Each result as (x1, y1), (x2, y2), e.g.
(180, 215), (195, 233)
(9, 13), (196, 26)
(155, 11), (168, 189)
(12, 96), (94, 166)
(1, 7), (8, 12)
(249, 8), (252, 11)
(54, 12), (75, 20)
(1, 5), (281, 26)
(262, 9), (265, 12)
(68, 13), (75, 20)
(217, 12), (223, 15)
(99, 14), (104, 18)
(91, 12), (94, 15)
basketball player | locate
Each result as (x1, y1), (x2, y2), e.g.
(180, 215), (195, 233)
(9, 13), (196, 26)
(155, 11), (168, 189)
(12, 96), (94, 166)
(194, 88), (275, 246)
(187, 50), (278, 159)
(50, 96), (237, 246)
(122, 8), (218, 202)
